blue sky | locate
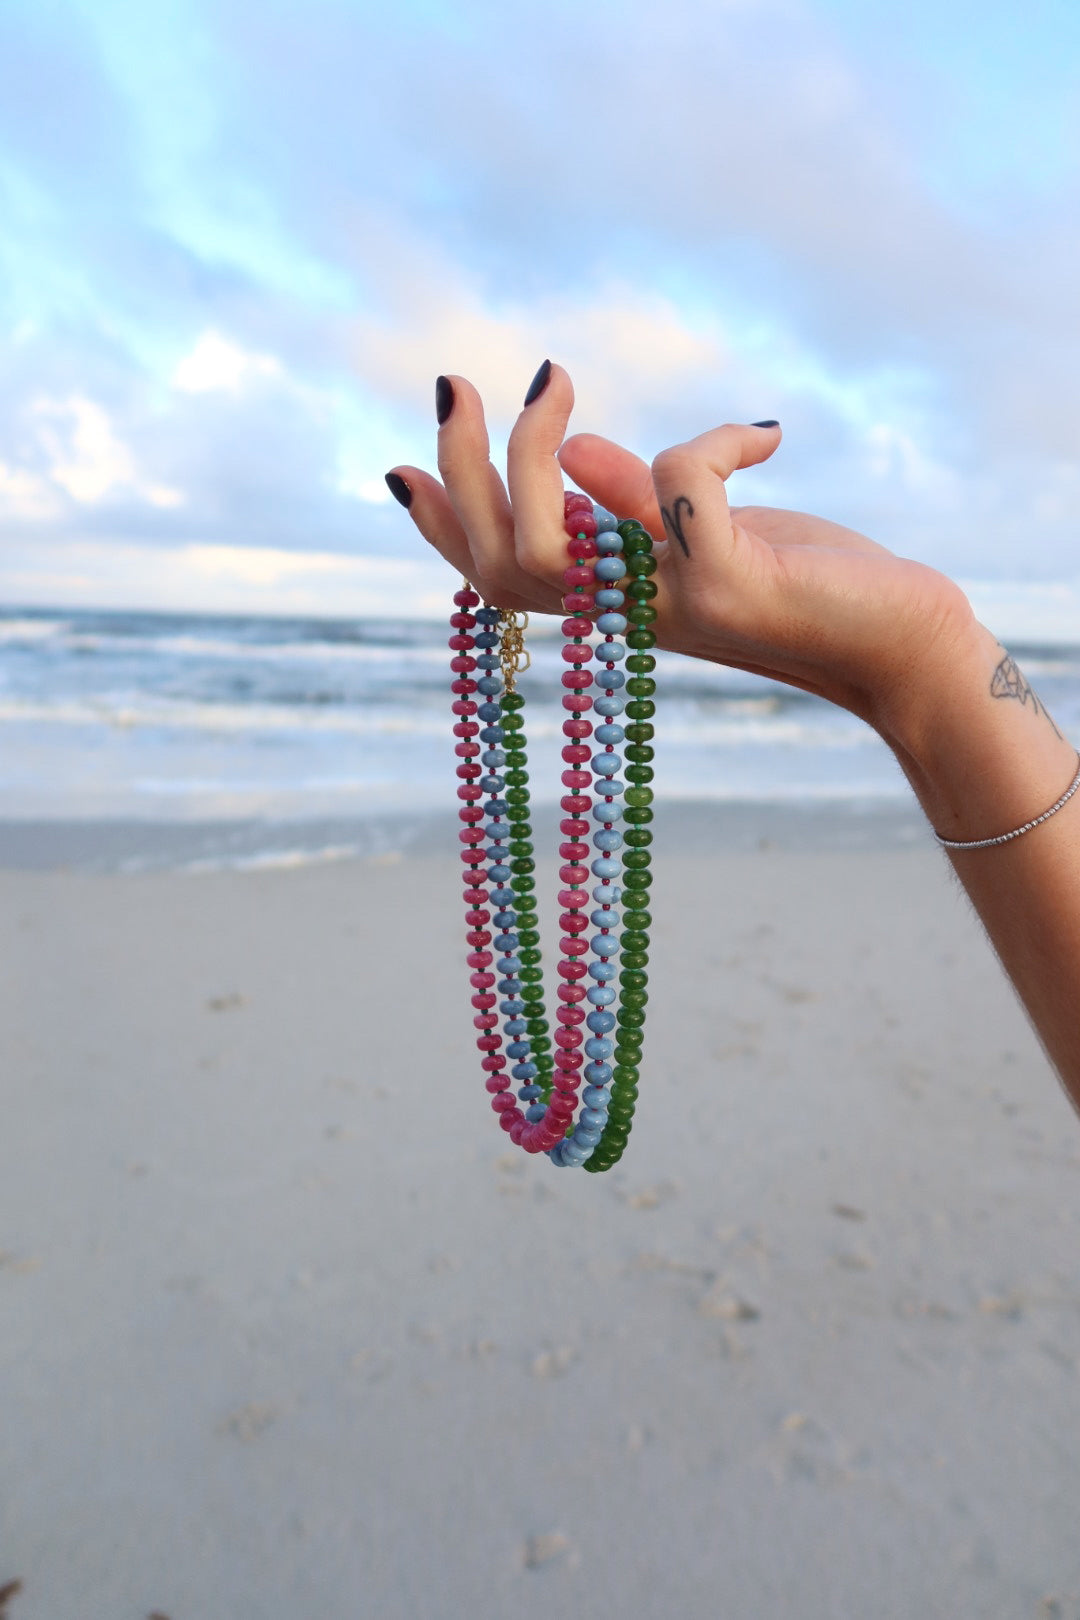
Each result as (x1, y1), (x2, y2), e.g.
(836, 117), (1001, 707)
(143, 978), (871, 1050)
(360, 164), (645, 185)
(0, 0), (1078, 614)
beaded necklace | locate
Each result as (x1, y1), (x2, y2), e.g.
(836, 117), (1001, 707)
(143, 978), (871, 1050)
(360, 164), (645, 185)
(449, 495), (658, 1172)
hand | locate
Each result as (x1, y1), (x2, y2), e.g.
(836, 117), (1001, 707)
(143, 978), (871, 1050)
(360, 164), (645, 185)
(388, 363), (979, 744)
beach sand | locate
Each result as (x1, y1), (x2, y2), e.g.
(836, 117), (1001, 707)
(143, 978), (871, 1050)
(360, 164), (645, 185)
(2, 811), (1079, 1619)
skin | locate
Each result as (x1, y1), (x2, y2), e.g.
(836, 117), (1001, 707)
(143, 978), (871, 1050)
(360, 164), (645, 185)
(390, 363), (1080, 1112)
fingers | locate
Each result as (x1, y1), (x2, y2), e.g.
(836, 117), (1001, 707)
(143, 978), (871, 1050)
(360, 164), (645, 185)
(384, 464), (474, 583)
(434, 373), (515, 589)
(557, 433), (664, 541)
(506, 361), (576, 582)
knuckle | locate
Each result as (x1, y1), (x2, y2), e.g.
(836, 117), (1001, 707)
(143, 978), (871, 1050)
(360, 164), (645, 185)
(651, 445), (693, 486)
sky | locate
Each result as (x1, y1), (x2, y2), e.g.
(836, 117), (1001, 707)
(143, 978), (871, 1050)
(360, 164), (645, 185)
(0, 0), (1078, 616)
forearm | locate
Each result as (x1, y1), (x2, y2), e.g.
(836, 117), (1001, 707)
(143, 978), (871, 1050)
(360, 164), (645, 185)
(880, 619), (1080, 1110)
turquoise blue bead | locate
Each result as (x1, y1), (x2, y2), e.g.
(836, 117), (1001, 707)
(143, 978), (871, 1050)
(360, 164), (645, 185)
(589, 960), (618, 981)
(594, 507), (620, 533)
(584, 1061), (613, 1084)
(587, 1010), (616, 1033)
(585, 1037), (614, 1060)
(477, 701), (501, 720)
(590, 935), (619, 957)
(579, 1108), (607, 1131)
(595, 695), (624, 716)
(590, 907), (616, 927)
(526, 1103), (547, 1123)
(594, 829), (622, 850)
(505, 1016), (528, 1035)
(512, 1063), (538, 1081)
(507, 1039), (530, 1058)
(572, 1124), (602, 1147)
(592, 857), (620, 879)
(592, 884), (620, 903)
(594, 555), (625, 579)
(597, 613), (627, 635)
(587, 984), (616, 1005)
(592, 800), (623, 821)
(595, 589), (625, 609)
(487, 862), (511, 882)
(477, 675), (501, 695)
(518, 1083), (541, 1100)
(592, 752), (620, 776)
(595, 723), (624, 744)
(581, 1084), (609, 1108)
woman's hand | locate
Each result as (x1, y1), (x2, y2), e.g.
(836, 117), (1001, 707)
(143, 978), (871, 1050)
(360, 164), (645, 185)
(387, 361), (979, 748)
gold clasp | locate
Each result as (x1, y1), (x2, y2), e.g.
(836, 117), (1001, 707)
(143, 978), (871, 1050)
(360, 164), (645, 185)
(498, 609), (531, 694)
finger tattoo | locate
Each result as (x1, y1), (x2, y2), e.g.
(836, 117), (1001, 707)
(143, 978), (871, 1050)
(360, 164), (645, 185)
(660, 495), (694, 558)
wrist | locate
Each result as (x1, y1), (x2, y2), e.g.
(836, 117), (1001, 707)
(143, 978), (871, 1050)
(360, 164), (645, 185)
(876, 619), (1078, 842)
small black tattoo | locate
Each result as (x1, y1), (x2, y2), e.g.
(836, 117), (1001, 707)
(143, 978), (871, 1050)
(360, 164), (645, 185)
(990, 650), (1063, 739)
(661, 495), (694, 558)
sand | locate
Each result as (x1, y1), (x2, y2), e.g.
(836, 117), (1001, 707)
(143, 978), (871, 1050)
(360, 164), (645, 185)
(2, 813), (1079, 1619)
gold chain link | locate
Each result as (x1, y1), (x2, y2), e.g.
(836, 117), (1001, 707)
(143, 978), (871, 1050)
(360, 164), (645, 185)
(497, 608), (531, 694)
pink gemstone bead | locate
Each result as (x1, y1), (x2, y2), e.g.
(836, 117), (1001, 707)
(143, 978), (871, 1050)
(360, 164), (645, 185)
(470, 971), (495, 989)
(561, 669), (592, 690)
(568, 512), (598, 540)
(560, 911), (588, 933)
(558, 958), (588, 982)
(559, 938), (586, 959)
(453, 721), (479, 738)
(448, 634), (473, 651)
(471, 992), (496, 1010)
(508, 1119), (526, 1146)
(451, 678), (476, 694)
(560, 819), (589, 837)
(561, 795), (589, 816)
(548, 1095), (575, 1122)
(561, 770), (590, 791)
(490, 1090), (516, 1111)
(477, 1033), (500, 1053)
(564, 492), (592, 514)
(450, 612), (473, 629)
(484, 1075), (508, 1093)
(558, 888), (587, 910)
(561, 642), (592, 665)
(561, 616), (593, 638)
(563, 565), (594, 589)
(468, 950), (493, 969)
(566, 534), (598, 558)
(563, 593), (595, 615)
(450, 656), (474, 674)
(559, 863), (588, 884)
(474, 1013), (498, 1030)
(559, 840), (588, 860)
(558, 983), (587, 1003)
(562, 744), (590, 764)
(454, 588), (480, 607)
(562, 693), (593, 712)
(481, 1054), (506, 1073)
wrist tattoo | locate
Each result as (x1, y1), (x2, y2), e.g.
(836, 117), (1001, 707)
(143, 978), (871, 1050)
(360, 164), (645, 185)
(660, 495), (694, 558)
(990, 648), (1063, 739)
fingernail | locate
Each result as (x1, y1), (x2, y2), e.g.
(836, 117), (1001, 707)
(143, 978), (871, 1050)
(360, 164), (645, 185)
(436, 375), (455, 425)
(385, 472), (412, 509)
(523, 359), (552, 407)
(751, 419), (780, 428)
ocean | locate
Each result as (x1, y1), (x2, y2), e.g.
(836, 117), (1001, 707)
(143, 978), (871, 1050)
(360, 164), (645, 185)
(2, 602), (1078, 870)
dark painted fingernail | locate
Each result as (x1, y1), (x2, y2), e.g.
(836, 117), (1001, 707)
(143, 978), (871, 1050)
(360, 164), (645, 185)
(523, 359), (552, 407)
(435, 375), (455, 425)
(385, 472), (412, 509)
(751, 419), (780, 428)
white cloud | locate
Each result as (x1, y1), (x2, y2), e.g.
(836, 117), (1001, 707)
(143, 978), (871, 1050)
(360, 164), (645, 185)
(173, 330), (283, 394)
(30, 395), (185, 510)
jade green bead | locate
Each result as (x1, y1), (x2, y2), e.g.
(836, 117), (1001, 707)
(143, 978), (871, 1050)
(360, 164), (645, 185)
(518, 928), (540, 948)
(624, 890), (650, 910)
(621, 974), (648, 995)
(501, 711), (524, 731)
(624, 808), (653, 827)
(626, 554), (657, 577)
(627, 605), (657, 626)
(618, 1011), (646, 1034)
(520, 966), (543, 984)
(502, 692), (524, 710)
(626, 699), (656, 720)
(626, 677), (656, 698)
(623, 850), (650, 869)
(623, 827), (652, 847)
(626, 655), (656, 675)
(624, 871), (652, 891)
(626, 629), (654, 648)
(520, 947), (542, 966)
(625, 766), (654, 785)
(504, 768), (529, 786)
(505, 786), (528, 805)
(621, 954), (649, 972)
(625, 787), (653, 809)
(505, 755), (527, 771)
(625, 578), (657, 601)
(624, 723), (654, 743)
